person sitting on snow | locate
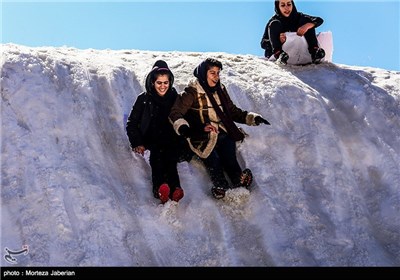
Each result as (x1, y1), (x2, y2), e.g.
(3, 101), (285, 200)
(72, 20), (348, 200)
(126, 60), (187, 204)
(260, 0), (325, 64)
(169, 58), (270, 199)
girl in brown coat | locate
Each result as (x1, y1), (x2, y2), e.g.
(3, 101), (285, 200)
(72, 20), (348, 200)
(169, 58), (270, 199)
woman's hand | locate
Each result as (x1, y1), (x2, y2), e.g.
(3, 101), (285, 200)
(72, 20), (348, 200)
(133, 145), (146, 156)
(204, 123), (218, 133)
(279, 33), (286, 44)
(297, 23), (315, 36)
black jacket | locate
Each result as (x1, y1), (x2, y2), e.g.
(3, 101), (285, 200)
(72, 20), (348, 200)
(126, 64), (179, 151)
(126, 89), (178, 150)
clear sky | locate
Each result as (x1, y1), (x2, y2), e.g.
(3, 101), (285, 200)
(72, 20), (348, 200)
(2, 0), (400, 71)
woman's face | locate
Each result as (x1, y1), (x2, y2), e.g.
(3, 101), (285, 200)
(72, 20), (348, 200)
(279, 0), (293, 17)
(154, 74), (170, 96)
(206, 66), (221, 87)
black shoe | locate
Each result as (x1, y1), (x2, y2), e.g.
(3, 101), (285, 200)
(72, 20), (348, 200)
(277, 52), (289, 65)
(276, 51), (289, 65)
(211, 186), (226, 199)
(311, 48), (325, 64)
(238, 168), (253, 189)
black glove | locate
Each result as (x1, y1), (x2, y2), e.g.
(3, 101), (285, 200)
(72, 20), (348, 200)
(255, 116), (271, 125)
(178, 125), (191, 138)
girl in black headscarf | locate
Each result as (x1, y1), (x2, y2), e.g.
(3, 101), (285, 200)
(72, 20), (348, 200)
(260, 0), (325, 64)
(126, 60), (187, 204)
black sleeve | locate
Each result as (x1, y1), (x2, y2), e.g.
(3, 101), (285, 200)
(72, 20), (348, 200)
(299, 12), (324, 28)
(260, 23), (270, 49)
(260, 18), (274, 58)
(126, 93), (146, 149)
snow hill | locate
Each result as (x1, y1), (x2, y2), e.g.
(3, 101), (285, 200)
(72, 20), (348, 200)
(1, 44), (400, 267)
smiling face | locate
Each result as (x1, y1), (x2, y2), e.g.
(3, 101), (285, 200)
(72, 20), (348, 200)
(206, 66), (221, 87)
(154, 74), (170, 96)
(279, 0), (293, 17)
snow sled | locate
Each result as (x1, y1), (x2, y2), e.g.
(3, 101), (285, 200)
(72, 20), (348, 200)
(268, 31), (333, 65)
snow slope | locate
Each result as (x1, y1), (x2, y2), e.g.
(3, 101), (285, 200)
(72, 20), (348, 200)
(1, 44), (399, 266)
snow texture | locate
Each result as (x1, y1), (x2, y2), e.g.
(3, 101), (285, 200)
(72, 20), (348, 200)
(1, 44), (399, 267)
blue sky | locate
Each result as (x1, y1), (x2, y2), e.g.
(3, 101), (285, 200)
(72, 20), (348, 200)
(2, 0), (399, 71)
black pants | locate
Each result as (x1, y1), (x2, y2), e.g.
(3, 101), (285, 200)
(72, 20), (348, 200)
(149, 147), (180, 198)
(202, 131), (242, 189)
(268, 18), (319, 56)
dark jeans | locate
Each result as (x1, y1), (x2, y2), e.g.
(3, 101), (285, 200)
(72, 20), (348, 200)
(202, 131), (242, 189)
(149, 147), (180, 197)
(268, 18), (319, 56)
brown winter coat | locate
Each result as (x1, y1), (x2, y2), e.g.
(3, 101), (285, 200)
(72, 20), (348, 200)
(169, 79), (260, 158)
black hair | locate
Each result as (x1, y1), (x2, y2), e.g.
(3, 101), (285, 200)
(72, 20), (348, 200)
(204, 58), (223, 71)
(152, 69), (171, 82)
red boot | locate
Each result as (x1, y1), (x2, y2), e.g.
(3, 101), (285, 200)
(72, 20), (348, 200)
(158, 184), (170, 204)
(172, 188), (184, 202)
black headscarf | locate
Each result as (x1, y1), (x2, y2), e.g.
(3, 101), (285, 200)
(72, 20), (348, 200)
(193, 58), (244, 142)
(145, 60), (177, 114)
(145, 60), (175, 94)
(193, 58), (223, 93)
(144, 60), (178, 147)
